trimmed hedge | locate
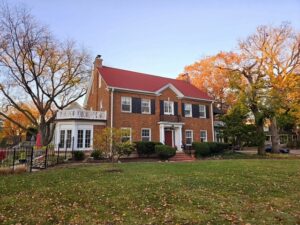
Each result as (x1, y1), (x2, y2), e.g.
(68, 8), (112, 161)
(155, 145), (176, 160)
(91, 150), (104, 160)
(192, 142), (229, 158)
(73, 151), (85, 161)
(135, 141), (163, 157)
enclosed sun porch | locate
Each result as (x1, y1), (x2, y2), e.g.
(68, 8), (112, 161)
(54, 103), (107, 152)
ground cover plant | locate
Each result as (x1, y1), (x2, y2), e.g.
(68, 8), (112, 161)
(0, 160), (300, 224)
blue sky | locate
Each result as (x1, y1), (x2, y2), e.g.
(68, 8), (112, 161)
(10, 0), (300, 78)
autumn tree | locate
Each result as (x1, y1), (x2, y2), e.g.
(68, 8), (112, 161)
(229, 23), (300, 153)
(94, 128), (135, 163)
(178, 52), (241, 111)
(1, 104), (38, 144)
(0, 4), (91, 145)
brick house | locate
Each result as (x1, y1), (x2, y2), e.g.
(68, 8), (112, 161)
(54, 56), (214, 152)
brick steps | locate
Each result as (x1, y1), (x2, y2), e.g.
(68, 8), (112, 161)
(169, 152), (195, 162)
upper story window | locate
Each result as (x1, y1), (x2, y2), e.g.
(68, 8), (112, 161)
(121, 97), (132, 112)
(141, 128), (151, 142)
(121, 128), (131, 143)
(141, 99), (151, 114)
(184, 104), (192, 117)
(164, 101), (174, 115)
(185, 130), (193, 146)
(200, 130), (207, 142)
(199, 105), (206, 118)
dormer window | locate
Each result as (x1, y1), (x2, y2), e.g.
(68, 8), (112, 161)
(164, 101), (174, 115)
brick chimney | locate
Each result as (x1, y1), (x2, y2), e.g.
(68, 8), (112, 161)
(94, 55), (103, 68)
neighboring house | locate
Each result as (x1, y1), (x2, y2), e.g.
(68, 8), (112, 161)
(55, 55), (214, 151)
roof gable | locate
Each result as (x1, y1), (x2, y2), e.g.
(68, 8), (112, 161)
(98, 66), (213, 101)
(155, 83), (184, 98)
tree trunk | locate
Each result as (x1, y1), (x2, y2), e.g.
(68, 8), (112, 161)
(39, 121), (55, 146)
(270, 116), (280, 153)
(256, 123), (266, 155)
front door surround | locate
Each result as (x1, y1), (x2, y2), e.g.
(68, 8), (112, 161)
(159, 122), (184, 151)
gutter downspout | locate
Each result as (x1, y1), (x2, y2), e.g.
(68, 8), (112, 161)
(110, 88), (114, 156)
(211, 102), (215, 142)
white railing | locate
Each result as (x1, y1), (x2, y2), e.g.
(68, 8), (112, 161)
(56, 109), (107, 120)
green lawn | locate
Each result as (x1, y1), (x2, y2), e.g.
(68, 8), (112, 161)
(1, 160), (300, 224)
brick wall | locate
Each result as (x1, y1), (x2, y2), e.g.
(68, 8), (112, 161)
(86, 68), (214, 144)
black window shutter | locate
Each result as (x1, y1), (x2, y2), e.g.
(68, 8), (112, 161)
(174, 102), (178, 115)
(206, 105), (210, 118)
(151, 99), (155, 115)
(132, 97), (141, 113)
(160, 100), (164, 115)
(192, 104), (199, 118)
(181, 103), (185, 117)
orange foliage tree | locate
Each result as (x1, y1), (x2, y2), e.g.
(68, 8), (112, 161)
(178, 52), (241, 111)
(1, 104), (39, 144)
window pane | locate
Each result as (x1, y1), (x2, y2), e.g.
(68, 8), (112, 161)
(141, 129), (150, 142)
(199, 105), (206, 117)
(121, 128), (131, 143)
(66, 130), (72, 148)
(164, 101), (173, 115)
(59, 130), (65, 148)
(185, 130), (192, 145)
(184, 104), (192, 117)
(141, 99), (150, 114)
(200, 131), (207, 142)
(85, 130), (91, 148)
(121, 97), (131, 112)
(77, 130), (84, 148)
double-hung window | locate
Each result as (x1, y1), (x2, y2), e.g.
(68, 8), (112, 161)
(200, 130), (207, 142)
(184, 104), (192, 117)
(77, 130), (84, 148)
(66, 130), (72, 148)
(121, 97), (132, 112)
(141, 99), (151, 114)
(141, 128), (151, 142)
(164, 101), (174, 115)
(121, 128), (131, 143)
(85, 130), (91, 148)
(59, 130), (65, 148)
(185, 130), (193, 146)
(199, 105), (206, 118)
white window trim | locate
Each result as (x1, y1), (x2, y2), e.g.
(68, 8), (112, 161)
(85, 130), (92, 148)
(184, 103), (192, 117)
(121, 96), (132, 113)
(164, 101), (174, 115)
(141, 128), (151, 141)
(199, 105), (206, 118)
(141, 99), (151, 114)
(200, 130), (207, 142)
(121, 127), (132, 143)
(185, 130), (193, 146)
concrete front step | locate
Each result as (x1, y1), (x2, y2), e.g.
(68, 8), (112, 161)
(169, 152), (195, 162)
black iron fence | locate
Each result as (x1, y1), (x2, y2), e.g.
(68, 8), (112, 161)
(0, 143), (74, 173)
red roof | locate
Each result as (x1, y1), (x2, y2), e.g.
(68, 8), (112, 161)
(98, 66), (213, 101)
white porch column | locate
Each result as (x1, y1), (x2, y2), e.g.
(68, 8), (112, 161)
(159, 124), (165, 144)
(174, 125), (183, 151)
